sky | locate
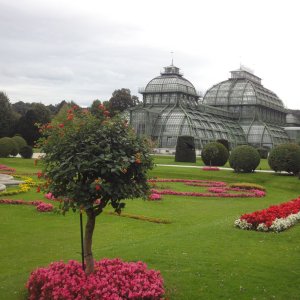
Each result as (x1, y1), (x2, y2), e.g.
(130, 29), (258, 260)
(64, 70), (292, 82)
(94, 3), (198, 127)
(0, 0), (299, 109)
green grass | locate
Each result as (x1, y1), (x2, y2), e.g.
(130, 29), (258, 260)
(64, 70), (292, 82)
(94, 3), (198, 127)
(0, 158), (300, 299)
(153, 155), (271, 170)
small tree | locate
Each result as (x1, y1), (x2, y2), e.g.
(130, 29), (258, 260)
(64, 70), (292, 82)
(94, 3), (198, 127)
(38, 107), (153, 274)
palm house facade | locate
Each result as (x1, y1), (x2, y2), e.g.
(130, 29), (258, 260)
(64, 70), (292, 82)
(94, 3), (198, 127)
(128, 64), (297, 152)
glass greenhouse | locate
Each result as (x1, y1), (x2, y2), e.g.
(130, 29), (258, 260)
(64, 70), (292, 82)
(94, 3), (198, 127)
(129, 64), (292, 151)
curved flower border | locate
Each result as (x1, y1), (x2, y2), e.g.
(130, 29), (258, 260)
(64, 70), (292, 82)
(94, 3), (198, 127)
(149, 179), (265, 198)
(235, 197), (300, 232)
(0, 199), (54, 212)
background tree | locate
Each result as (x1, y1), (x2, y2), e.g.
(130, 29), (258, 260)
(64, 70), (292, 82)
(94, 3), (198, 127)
(0, 92), (19, 138)
(15, 103), (51, 145)
(109, 88), (140, 116)
(38, 106), (153, 274)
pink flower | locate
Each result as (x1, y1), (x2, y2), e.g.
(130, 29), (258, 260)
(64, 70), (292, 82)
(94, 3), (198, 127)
(149, 193), (162, 201)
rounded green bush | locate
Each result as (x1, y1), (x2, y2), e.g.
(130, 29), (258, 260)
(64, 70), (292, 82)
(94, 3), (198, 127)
(201, 142), (229, 166)
(12, 135), (27, 151)
(9, 139), (19, 156)
(229, 145), (260, 173)
(19, 145), (33, 159)
(0, 137), (14, 157)
(268, 143), (300, 175)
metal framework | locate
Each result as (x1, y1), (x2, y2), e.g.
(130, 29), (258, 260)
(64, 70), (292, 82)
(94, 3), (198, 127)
(129, 64), (290, 150)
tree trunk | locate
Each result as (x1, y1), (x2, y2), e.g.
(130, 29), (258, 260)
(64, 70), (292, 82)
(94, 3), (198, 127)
(84, 208), (96, 275)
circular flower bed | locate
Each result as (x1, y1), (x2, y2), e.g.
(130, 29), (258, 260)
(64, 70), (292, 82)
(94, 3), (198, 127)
(27, 258), (165, 300)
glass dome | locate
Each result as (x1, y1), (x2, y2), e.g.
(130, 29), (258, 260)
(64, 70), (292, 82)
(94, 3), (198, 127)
(142, 65), (199, 97)
(203, 67), (285, 111)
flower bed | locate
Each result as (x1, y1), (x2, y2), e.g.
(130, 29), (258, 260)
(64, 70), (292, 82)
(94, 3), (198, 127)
(202, 166), (220, 171)
(0, 199), (54, 213)
(235, 197), (300, 232)
(149, 179), (265, 198)
(0, 164), (16, 173)
(26, 258), (165, 300)
(149, 193), (162, 201)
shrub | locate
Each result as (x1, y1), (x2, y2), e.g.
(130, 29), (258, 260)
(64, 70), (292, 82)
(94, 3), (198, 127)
(19, 145), (33, 159)
(0, 137), (14, 157)
(175, 136), (196, 163)
(256, 147), (269, 159)
(268, 143), (300, 175)
(26, 259), (165, 300)
(217, 139), (230, 151)
(9, 138), (19, 156)
(12, 135), (27, 151)
(201, 142), (229, 166)
(229, 145), (260, 173)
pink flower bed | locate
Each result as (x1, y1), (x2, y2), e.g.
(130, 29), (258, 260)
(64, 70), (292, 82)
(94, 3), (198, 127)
(202, 166), (220, 171)
(148, 193), (162, 201)
(27, 258), (165, 300)
(0, 164), (16, 173)
(235, 197), (300, 232)
(0, 199), (54, 212)
(149, 179), (265, 198)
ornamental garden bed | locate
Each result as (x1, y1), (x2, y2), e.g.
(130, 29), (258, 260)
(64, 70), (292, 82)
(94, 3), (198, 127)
(235, 197), (300, 232)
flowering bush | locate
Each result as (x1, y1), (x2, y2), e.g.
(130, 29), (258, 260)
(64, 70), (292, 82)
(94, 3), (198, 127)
(0, 199), (53, 212)
(36, 202), (54, 212)
(149, 179), (265, 198)
(37, 104), (153, 273)
(148, 193), (162, 201)
(235, 197), (300, 232)
(26, 258), (165, 300)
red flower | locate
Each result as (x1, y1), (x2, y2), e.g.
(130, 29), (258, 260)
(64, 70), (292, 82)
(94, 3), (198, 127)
(95, 185), (101, 191)
(67, 114), (74, 121)
(98, 104), (105, 110)
(59, 123), (64, 128)
(103, 110), (110, 117)
(36, 186), (41, 193)
(37, 172), (43, 178)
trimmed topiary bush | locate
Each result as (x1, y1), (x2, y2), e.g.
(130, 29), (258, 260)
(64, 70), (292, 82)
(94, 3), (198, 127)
(217, 139), (230, 151)
(9, 138), (19, 156)
(257, 147), (269, 159)
(12, 135), (27, 151)
(201, 142), (229, 166)
(268, 143), (300, 175)
(0, 137), (14, 157)
(175, 136), (196, 163)
(19, 145), (33, 159)
(229, 145), (260, 173)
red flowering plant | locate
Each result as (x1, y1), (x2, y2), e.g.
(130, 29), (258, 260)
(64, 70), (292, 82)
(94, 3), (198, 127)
(36, 106), (153, 274)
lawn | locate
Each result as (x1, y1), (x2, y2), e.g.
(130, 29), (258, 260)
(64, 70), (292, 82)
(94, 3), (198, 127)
(0, 158), (300, 299)
(153, 155), (271, 170)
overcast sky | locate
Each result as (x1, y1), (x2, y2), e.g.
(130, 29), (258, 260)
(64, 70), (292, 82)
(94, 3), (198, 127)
(0, 0), (299, 109)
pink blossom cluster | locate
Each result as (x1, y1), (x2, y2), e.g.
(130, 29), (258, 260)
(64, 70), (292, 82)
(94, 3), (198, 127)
(36, 202), (54, 212)
(26, 258), (165, 300)
(148, 193), (162, 201)
(202, 167), (220, 171)
(0, 199), (54, 212)
(148, 178), (224, 185)
(44, 192), (56, 200)
(0, 164), (16, 173)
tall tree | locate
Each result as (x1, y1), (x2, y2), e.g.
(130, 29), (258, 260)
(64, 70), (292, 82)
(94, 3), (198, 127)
(109, 88), (140, 116)
(15, 103), (51, 145)
(0, 92), (19, 138)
